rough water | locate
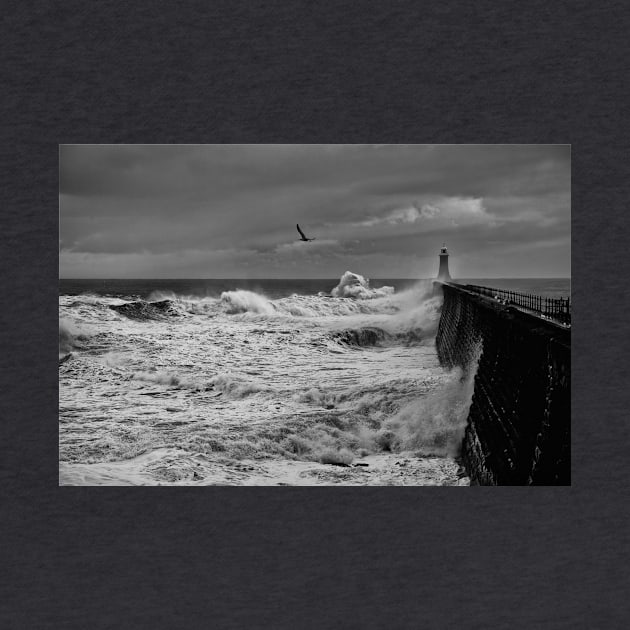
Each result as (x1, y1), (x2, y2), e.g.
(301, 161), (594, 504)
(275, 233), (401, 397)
(59, 272), (478, 486)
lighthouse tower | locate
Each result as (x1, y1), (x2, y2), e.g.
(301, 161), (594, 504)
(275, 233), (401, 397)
(437, 243), (451, 281)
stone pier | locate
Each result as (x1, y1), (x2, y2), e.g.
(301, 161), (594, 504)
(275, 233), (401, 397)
(434, 281), (570, 485)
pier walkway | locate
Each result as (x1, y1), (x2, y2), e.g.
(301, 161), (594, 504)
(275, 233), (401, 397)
(461, 284), (571, 327)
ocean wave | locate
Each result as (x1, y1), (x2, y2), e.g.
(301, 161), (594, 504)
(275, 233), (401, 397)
(60, 271), (472, 483)
(294, 379), (431, 416)
(332, 326), (426, 348)
(62, 361), (477, 474)
(131, 370), (200, 388)
(377, 343), (482, 456)
(271, 296), (391, 318)
(220, 289), (396, 319)
(61, 293), (128, 309)
(209, 373), (271, 397)
(110, 299), (183, 321)
(130, 369), (271, 398)
(83, 273), (419, 322)
(281, 359), (478, 462)
(59, 319), (90, 355)
(331, 271), (395, 299)
(220, 290), (277, 315)
(120, 364), (472, 465)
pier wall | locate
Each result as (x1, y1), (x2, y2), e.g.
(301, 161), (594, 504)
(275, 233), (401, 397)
(435, 282), (570, 485)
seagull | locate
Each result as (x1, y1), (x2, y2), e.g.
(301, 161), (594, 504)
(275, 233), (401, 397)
(296, 224), (316, 242)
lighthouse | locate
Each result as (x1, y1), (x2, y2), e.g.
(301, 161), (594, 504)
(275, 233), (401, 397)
(437, 243), (451, 281)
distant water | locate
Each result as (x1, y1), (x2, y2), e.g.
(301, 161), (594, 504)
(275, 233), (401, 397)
(59, 278), (422, 300)
(58, 274), (568, 486)
(59, 277), (571, 300)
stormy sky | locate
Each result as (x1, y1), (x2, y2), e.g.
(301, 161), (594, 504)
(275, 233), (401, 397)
(59, 144), (570, 279)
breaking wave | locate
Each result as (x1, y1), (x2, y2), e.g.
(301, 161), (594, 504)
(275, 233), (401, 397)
(329, 285), (442, 347)
(59, 319), (90, 356)
(281, 347), (480, 463)
(68, 271), (432, 323)
(331, 271), (395, 299)
(201, 357), (479, 464)
(110, 299), (182, 320)
(60, 270), (481, 484)
(220, 290), (277, 315)
(377, 342), (482, 456)
(333, 326), (425, 347)
(130, 369), (271, 398)
(210, 373), (271, 397)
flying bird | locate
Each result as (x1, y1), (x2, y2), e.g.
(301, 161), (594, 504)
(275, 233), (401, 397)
(296, 224), (316, 242)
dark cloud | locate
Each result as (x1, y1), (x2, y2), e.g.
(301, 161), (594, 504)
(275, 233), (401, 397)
(60, 144), (570, 278)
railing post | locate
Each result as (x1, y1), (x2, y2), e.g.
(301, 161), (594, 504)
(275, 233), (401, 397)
(462, 284), (570, 325)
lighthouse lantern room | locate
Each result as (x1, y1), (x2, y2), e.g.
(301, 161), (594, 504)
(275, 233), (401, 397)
(437, 243), (451, 281)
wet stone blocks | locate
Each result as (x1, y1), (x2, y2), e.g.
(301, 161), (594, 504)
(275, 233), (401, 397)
(435, 283), (570, 486)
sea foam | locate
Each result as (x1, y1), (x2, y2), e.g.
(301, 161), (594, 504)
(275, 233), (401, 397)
(331, 271), (395, 299)
(60, 270), (474, 485)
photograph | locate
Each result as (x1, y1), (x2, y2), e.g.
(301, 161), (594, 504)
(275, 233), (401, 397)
(59, 144), (570, 486)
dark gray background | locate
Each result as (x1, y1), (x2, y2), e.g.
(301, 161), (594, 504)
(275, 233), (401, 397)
(3, 1), (629, 627)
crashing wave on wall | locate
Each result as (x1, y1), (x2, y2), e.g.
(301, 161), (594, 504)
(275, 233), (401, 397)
(331, 271), (395, 299)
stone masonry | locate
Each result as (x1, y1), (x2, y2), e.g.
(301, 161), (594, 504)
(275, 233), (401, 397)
(435, 282), (570, 485)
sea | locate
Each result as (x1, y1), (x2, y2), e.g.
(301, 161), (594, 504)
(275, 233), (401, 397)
(59, 273), (570, 486)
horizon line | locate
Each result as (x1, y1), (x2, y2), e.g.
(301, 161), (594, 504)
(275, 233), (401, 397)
(59, 275), (572, 281)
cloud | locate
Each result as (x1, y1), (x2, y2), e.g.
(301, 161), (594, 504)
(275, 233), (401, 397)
(360, 206), (421, 227)
(357, 202), (440, 227)
(274, 239), (340, 254)
(60, 144), (570, 278)
(354, 197), (488, 229)
(387, 206), (420, 224)
(60, 247), (261, 279)
(418, 204), (440, 219)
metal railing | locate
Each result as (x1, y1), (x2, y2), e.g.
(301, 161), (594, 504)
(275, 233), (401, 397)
(464, 284), (571, 326)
